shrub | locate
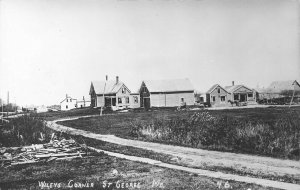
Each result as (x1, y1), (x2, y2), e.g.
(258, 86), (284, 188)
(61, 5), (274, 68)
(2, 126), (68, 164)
(0, 114), (54, 147)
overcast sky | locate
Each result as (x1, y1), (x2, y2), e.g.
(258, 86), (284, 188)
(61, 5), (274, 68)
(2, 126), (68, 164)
(0, 0), (299, 106)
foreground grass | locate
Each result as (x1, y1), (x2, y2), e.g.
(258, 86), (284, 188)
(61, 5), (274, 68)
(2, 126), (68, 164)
(58, 107), (300, 160)
(0, 151), (271, 190)
(71, 135), (300, 185)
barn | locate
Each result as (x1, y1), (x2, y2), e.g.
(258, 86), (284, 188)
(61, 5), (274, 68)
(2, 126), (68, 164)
(139, 78), (195, 109)
(89, 76), (133, 110)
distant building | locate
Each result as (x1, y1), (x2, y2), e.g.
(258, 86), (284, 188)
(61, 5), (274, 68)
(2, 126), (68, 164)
(89, 76), (133, 110)
(60, 94), (77, 111)
(76, 96), (91, 108)
(139, 78), (195, 109)
(256, 80), (300, 103)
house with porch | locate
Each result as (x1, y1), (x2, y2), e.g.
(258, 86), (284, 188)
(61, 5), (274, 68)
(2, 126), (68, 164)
(89, 76), (133, 110)
(224, 81), (256, 105)
(205, 84), (231, 107)
(139, 78), (195, 109)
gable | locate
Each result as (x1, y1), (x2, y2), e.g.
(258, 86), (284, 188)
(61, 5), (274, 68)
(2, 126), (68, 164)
(206, 84), (229, 94)
(234, 86), (253, 93)
(116, 84), (131, 95)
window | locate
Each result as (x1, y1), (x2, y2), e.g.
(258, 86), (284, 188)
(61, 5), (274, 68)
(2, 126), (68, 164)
(66, 105), (68, 109)
(118, 97), (122, 104)
(218, 88), (220, 93)
(248, 93), (253, 98)
(221, 96), (225, 102)
(70, 99), (72, 102)
(66, 99), (68, 102)
(134, 96), (138, 103)
(199, 97), (204, 102)
(122, 87), (125, 94)
(234, 94), (239, 100)
(212, 96), (216, 102)
(126, 97), (129, 104)
(181, 98), (184, 102)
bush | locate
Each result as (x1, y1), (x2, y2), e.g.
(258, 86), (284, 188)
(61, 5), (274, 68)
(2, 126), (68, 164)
(0, 114), (54, 147)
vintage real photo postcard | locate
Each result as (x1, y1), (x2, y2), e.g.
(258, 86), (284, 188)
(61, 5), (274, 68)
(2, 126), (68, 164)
(0, 0), (299, 189)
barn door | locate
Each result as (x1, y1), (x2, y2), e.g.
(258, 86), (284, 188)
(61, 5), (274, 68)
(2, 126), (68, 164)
(143, 98), (150, 110)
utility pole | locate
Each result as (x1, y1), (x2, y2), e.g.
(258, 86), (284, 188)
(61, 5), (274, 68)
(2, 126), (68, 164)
(7, 91), (9, 118)
(100, 75), (107, 116)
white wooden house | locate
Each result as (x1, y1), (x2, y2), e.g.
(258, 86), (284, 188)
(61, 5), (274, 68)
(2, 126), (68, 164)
(139, 78), (195, 109)
(60, 94), (77, 111)
(89, 76), (133, 110)
(206, 84), (231, 107)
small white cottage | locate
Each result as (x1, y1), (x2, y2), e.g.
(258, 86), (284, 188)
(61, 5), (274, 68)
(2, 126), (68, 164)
(60, 94), (77, 111)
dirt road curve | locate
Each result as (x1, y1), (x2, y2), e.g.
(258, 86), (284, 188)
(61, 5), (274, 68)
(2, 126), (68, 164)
(47, 117), (300, 190)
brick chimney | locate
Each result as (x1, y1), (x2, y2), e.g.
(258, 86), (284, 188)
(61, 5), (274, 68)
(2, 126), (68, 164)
(116, 76), (119, 84)
(232, 81), (235, 86)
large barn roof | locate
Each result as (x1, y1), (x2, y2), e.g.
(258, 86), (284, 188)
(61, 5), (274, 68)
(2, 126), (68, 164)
(90, 80), (130, 95)
(143, 78), (194, 93)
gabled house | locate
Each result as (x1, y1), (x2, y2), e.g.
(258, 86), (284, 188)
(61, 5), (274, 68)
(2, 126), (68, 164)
(139, 78), (194, 109)
(205, 84), (230, 107)
(89, 76), (132, 110)
(225, 81), (256, 104)
(60, 94), (77, 111)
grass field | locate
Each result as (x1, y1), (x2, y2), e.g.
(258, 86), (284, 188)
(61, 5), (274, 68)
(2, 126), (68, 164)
(58, 106), (300, 160)
(0, 151), (271, 190)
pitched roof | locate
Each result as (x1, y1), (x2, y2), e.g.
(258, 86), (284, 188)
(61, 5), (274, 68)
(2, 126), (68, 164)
(90, 80), (130, 95)
(60, 95), (77, 103)
(143, 78), (194, 93)
(224, 85), (253, 93)
(265, 80), (300, 93)
(206, 84), (229, 94)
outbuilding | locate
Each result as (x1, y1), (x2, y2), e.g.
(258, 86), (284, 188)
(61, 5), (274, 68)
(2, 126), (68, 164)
(139, 78), (195, 109)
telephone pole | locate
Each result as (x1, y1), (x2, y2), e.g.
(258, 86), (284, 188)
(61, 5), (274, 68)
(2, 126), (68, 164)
(6, 91), (9, 118)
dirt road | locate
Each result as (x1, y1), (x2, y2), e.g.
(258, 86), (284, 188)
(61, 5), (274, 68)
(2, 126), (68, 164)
(47, 116), (300, 189)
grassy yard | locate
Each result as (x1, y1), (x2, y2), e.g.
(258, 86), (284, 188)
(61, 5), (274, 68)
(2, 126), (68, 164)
(58, 106), (300, 160)
(0, 151), (271, 190)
